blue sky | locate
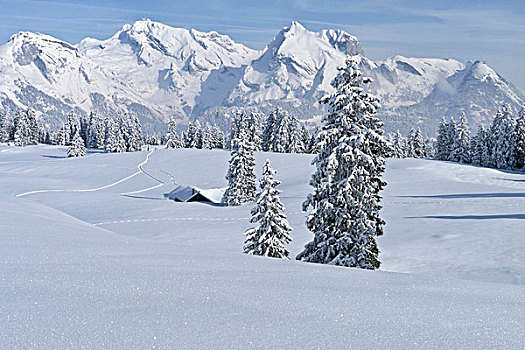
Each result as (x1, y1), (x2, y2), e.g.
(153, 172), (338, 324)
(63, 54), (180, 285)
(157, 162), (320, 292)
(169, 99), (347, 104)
(1, 0), (524, 92)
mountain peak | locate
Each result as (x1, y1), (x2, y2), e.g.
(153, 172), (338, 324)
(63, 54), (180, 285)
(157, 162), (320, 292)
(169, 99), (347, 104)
(287, 21), (307, 33)
(465, 60), (500, 82)
(269, 21), (363, 57)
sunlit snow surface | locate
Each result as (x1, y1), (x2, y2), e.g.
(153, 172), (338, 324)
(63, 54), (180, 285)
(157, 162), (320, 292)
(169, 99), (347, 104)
(1, 145), (524, 348)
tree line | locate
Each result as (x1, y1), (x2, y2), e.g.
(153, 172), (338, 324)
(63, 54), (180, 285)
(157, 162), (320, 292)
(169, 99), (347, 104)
(435, 105), (525, 171)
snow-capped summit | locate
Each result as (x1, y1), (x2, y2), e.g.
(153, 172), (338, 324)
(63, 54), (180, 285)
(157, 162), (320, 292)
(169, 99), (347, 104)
(83, 19), (257, 70)
(227, 21), (364, 104)
(0, 20), (523, 134)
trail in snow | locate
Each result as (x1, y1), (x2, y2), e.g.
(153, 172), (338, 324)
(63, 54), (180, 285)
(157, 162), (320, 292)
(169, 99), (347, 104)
(93, 217), (251, 226)
(119, 149), (167, 195)
(16, 149), (156, 198)
(93, 211), (306, 226)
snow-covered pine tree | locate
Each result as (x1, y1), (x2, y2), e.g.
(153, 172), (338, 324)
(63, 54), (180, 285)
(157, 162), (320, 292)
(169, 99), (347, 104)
(67, 130), (86, 157)
(211, 125), (225, 149)
(307, 127), (319, 154)
(25, 109), (39, 145)
(201, 123), (214, 149)
(229, 110), (250, 149)
(446, 117), (458, 161)
(183, 122), (199, 148)
(87, 112), (106, 149)
(436, 118), (452, 161)
(450, 112), (471, 163)
(390, 130), (407, 158)
(0, 110), (9, 142)
(13, 110), (29, 146)
(247, 111), (263, 151)
(296, 58), (388, 269)
(493, 105), (516, 170)
(408, 127), (426, 158)
(1, 112), (14, 142)
(470, 125), (485, 166)
(165, 118), (183, 149)
(104, 119), (126, 153)
(515, 106), (525, 170)
(272, 111), (291, 153)
(38, 125), (46, 144)
(222, 124), (257, 206)
(79, 115), (89, 144)
(262, 109), (278, 152)
(287, 115), (306, 153)
(64, 113), (79, 146)
(244, 159), (293, 258)
(300, 124), (311, 153)
(43, 130), (52, 145)
(425, 137), (436, 158)
(123, 112), (144, 152)
(57, 126), (67, 146)
(194, 120), (203, 149)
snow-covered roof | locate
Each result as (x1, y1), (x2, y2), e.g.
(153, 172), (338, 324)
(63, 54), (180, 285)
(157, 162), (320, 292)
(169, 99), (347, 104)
(164, 185), (224, 203)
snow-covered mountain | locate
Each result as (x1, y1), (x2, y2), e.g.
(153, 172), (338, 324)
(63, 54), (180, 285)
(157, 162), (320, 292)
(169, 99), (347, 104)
(388, 60), (524, 133)
(0, 19), (523, 134)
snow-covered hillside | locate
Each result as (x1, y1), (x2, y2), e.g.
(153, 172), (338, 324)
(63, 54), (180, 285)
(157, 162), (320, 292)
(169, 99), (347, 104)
(0, 20), (523, 134)
(1, 145), (524, 348)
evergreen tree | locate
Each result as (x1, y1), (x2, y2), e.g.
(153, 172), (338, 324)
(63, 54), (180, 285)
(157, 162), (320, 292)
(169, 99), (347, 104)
(165, 118), (183, 149)
(470, 125), (486, 166)
(450, 112), (471, 163)
(120, 112), (143, 152)
(201, 123), (214, 149)
(184, 122), (199, 148)
(493, 105), (516, 170)
(296, 58), (388, 269)
(25, 109), (39, 145)
(12, 109), (38, 146)
(262, 109), (278, 152)
(436, 118), (452, 161)
(425, 137), (436, 158)
(79, 115), (89, 144)
(408, 127), (426, 158)
(390, 130), (407, 158)
(273, 111), (291, 153)
(0, 110), (9, 142)
(13, 110), (29, 147)
(1, 112), (13, 142)
(67, 130), (86, 157)
(244, 159), (293, 258)
(247, 111), (263, 151)
(287, 115), (306, 153)
(211, 125), (225, 149)
(194, 120), (203, 149)
(307, 128), (319, 154)
(44, 131), (52, 145)
(222, 125), (257, 206)
(229, 110), (250, 149)
(515, 106), (525, 169)
(104, 119), (126, 153)
(300, 124), (311, 153)
(87, 112), (106, 149)
(64, 113), (79, 146)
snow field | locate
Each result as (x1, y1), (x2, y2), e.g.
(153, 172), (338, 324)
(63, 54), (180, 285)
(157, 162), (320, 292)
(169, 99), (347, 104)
(0, 145), (524, 348)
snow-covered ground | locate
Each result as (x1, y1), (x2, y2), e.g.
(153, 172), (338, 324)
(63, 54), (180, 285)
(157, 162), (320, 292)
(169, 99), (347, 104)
(1, 145), (524, 348)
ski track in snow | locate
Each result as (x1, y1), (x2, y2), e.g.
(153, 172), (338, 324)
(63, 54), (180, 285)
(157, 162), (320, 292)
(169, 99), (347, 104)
(16, 149), (156, 197)
(93, 217), (251, 226)
(93, 212), (306, 226)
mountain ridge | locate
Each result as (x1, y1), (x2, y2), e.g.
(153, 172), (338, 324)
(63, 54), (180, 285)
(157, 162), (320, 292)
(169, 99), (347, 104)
(0, 19), (523, 135)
